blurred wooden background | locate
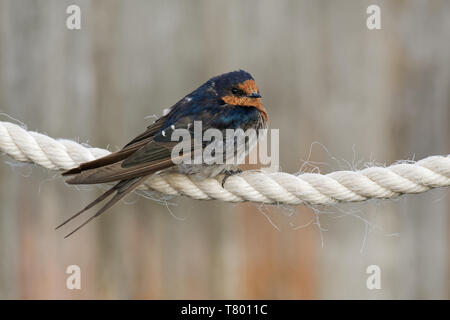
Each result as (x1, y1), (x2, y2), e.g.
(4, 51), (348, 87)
(0, 0), (448, 299)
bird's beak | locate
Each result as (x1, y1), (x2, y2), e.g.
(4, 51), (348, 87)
(248, 92), (261, 98)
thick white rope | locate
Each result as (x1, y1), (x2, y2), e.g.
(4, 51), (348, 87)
(0, 120), (449, 206)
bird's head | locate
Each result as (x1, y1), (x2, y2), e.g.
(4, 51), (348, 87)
(205, 70), (268, 121)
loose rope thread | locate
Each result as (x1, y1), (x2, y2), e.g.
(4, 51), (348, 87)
(1, 120), (449, 206)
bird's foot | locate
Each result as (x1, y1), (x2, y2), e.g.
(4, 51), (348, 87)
(221, 168), (243, 188)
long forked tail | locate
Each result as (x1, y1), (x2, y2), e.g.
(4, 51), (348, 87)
(56, 175), (150, 238)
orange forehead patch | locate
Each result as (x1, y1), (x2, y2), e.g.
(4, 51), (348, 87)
(221, 78), (268, 122)
(238, 79), (259, 95)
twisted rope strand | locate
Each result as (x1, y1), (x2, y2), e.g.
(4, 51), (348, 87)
(1, 120), (449, 206)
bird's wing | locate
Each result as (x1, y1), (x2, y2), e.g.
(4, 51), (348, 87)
(63, 117), (166, 175)
(64, 119), (203, 184)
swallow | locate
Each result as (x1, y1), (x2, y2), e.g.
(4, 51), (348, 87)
(57, 70), (268, 237)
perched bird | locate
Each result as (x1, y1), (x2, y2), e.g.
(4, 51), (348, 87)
(57, 70), (268, 237)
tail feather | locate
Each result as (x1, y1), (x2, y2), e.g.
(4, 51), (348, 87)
(57, 175), (150, 238)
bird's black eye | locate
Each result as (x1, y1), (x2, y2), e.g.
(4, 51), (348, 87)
(231, 87), (246, 96)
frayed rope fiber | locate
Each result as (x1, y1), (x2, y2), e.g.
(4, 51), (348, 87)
(1, 120), (449, 206)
